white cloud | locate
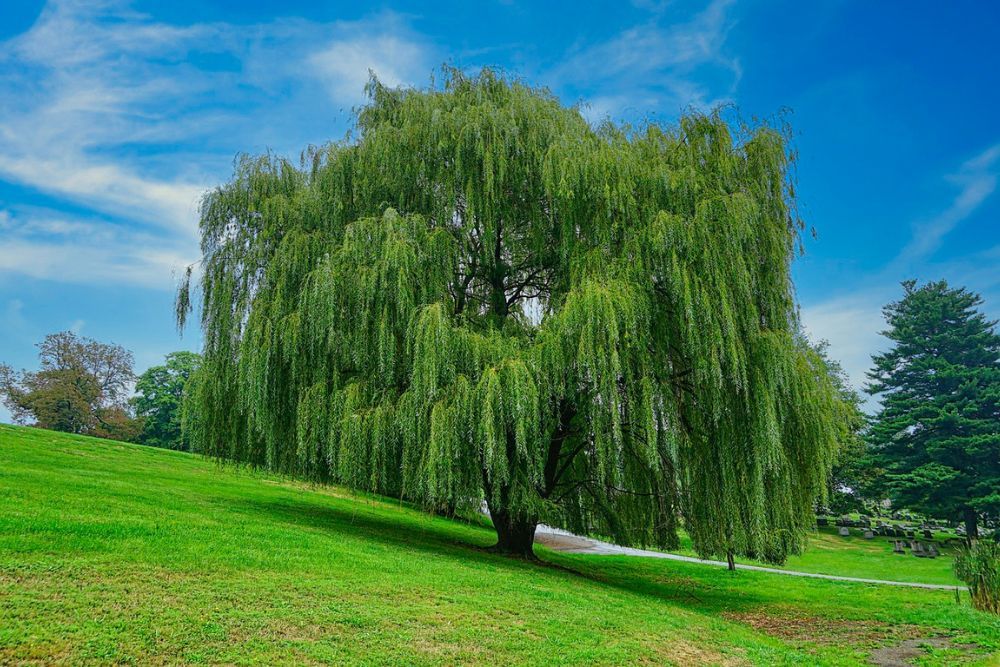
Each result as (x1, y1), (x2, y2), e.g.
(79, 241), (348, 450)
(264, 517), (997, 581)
(0, 156), (205, 238)
(0, 237), (192, 290)
(801, 291), (891, 402)
(580, 93), (661, 125)
(0, 1), (216, 238)
(10, 0), (213, 69)
(0, 210), (106, 238)
(893, 143), (1000, 269)
(0, 2), (435, 288)
(310, 31), (433, 106)
(0, 203), (194, 291)
(551, 0), (740, 119)
(562, 1), (735, 77)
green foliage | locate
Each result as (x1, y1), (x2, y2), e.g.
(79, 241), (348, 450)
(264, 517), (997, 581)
(179, 68), (846, 561)
(866, 280), (1000, 538)
(807, 339), (869, 514)
(133, 351), (202, 450)
(955, 540), (1000, 614)
(0, 331), (139, 440)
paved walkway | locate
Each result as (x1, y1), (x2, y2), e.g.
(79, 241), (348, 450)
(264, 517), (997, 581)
(533, 525), (966, 591)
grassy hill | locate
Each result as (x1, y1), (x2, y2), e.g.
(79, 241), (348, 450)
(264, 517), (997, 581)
(1, 423), (998, 665)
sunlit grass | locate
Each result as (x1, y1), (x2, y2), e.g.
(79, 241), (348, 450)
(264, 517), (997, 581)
(1, 424), (997, 665)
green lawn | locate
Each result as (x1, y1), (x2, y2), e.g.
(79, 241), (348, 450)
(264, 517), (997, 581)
(1, 423), (997, 666)
(669, 525), (961, 586)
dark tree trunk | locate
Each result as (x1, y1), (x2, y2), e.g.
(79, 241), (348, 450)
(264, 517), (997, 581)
(488, 500), (538, 558)
(726, 549), (736, 571)
(964, 507), (979, 543)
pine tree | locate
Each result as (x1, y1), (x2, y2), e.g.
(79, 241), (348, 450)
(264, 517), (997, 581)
(178, 68), (845, 560)
(867, 280), (1000, 539)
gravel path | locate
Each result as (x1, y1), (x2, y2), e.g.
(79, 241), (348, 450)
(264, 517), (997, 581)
(533, 525), (966, 591)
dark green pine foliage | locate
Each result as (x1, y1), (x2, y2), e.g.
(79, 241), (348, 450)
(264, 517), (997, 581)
(867, 280), (1000, 539)
(178, 69), (844, 560)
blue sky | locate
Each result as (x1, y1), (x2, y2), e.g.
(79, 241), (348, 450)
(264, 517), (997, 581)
(1, 0), (999, 420)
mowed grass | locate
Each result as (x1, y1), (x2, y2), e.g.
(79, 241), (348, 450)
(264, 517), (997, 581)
(1, 424), (998, 666)
(776, 526), (960, 585)
(669, 525), (961, 586)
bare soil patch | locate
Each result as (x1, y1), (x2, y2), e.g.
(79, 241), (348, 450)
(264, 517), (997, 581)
(723, 611), (980, 665)
(869, 637), (980, 666)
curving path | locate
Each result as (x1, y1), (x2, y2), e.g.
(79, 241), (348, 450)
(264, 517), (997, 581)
(533, 525), (966, 591)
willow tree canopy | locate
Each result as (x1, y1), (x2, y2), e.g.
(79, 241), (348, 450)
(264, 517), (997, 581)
(179, 68), (843, 560)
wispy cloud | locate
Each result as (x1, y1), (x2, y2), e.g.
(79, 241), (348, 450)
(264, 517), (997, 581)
(892, 143), (1000, 269)
(309, 18), (435, 106)
(551, 0), (740, 120)
(0, 200), (195, 289)
(0, 1), (435, 289)
(0, 234), (193, 290)
(0, 1), (217, 238)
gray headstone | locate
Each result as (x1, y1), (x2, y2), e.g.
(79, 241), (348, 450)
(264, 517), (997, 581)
(838, 526), (850, 537)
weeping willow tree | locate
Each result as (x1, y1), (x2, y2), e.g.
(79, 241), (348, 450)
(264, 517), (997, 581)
(178, 68), (844, 560)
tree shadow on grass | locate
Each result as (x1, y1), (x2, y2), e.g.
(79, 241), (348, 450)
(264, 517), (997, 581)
(173, 493), (1000, 666)
(541, 549), (782, 612)
(238, 495), (778, 618)
(237, 496), (533, 569)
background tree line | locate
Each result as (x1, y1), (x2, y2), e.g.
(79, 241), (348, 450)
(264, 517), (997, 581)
(1, 332), (199, 451)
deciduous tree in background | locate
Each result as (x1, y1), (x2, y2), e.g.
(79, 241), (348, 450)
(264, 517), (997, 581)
(867, 280), (1000, 540)
(178, 69), (846, 560)
(811, 339), (869, 514)
(0, 331), (139, 440)
(133, 351), (201, 450)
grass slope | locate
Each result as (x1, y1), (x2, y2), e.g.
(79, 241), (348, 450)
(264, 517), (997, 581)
(1, 423), (997, 666)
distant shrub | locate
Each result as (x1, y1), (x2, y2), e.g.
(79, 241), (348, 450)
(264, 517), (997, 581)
(955, 540), (1000, 614)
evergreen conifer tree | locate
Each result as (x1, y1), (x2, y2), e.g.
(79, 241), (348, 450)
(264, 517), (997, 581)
(867, 280), (1000, 539)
